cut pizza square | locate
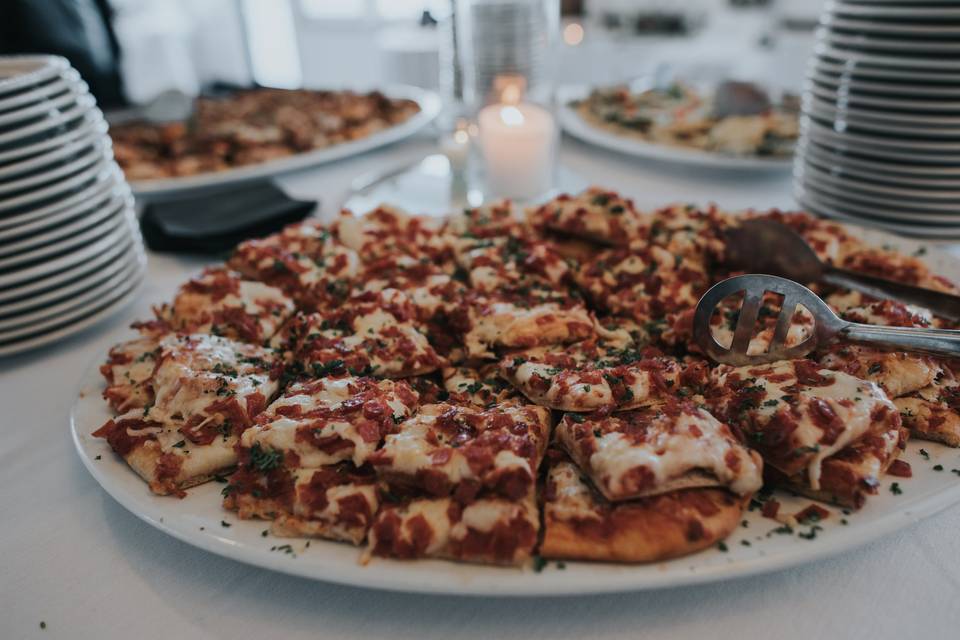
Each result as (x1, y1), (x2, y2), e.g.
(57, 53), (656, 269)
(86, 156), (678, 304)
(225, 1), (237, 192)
(93, 408), (239, 496)
(540, 455), (748, 563)
(155, 267), (295, 344)
(224, 376), (419, 543)
(459, 292), (595, 360)
(453, 233), (573, 294)
(368, 401), (551, 502)
(554, 400), (763, 503)
(239, 376), (420, 469)
(334, 206), (454, 268)
(100, 332), (163, 413)
(818, 300), (942, 399)
(575, 242), (709, 323)
(228, 230), (360, 310)
(441, 364), (519, 407)
(149, 333), (281, 440)
(896, 366), (960, 447)
(271, 289), (444, 379)
(356, 253), (467, 324)
(366, 491), (538, 565)
(710, 359), (905, 508)
(445, 200), (520, 239)
(500, 321), (682, 412)
(526, 187), (647, 246)
(644, 203), (732, 266)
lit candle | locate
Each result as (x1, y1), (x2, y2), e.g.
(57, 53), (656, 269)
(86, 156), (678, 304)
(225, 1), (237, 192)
(477, 87), (556, 200)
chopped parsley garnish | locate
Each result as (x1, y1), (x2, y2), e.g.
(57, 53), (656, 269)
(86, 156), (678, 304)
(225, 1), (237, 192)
(221, 520), (232, 528)
(172, 440), (186, 448)
(312, 359), (345, 378)
(933, 464), (944, 471)
(532, 555), (548, 572)
(717, 541), (728, 552)
(919, 448), (930, 460)
(889, 482), (902, 495)
(248, 443), (283, 473)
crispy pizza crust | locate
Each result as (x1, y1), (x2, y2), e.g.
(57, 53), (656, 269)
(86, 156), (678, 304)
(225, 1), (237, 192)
(541, 460), (745, 563)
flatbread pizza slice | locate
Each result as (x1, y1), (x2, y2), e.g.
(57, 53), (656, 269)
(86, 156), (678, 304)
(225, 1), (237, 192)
(366, 491), (538, 565)
(896, 366), (960, 447)
(368, 402), (551, 502)
(271, 289), (444, 379)
(223, 376), (419, 543)
(441, 364), (519, 407)
(575, 242), (708, 323)
(459, 292), (595, 360)
(526, 187), (647, 246)
(228, 232), (360, 310)
(452, 233), (572, 294)
(554, 400), (763, 502)
(100, 333), (162, 413)
(540, 457), (747, 563)
(149, 333), (281, 441)
(238, 376), (419, 469)
(501, 340), (681, 412)
(644, 203), (732, 266)
(710, 359), (904, 508)
(819, 301), (942, 398)
(334, 206), (454, 268)
(155, 267), (295, 344)
(93, 408), (238, 496)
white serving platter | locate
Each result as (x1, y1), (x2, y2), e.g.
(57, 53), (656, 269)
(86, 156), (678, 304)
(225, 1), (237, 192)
(120, 85), (441, 198)
(71, 219), (960, 595)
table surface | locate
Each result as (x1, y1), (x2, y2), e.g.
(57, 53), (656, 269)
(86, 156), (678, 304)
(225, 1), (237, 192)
(3, 136), (960, 640)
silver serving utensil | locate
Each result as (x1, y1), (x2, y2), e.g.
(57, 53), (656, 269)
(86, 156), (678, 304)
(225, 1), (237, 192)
(724, 219), (960, 322)
(693, 274), (960, 366)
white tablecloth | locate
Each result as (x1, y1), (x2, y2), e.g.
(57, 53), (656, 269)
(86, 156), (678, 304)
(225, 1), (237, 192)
(3, 138), (959, 639)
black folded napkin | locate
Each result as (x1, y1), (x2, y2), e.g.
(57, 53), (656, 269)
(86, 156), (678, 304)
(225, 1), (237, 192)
(140, 181), (317, 254)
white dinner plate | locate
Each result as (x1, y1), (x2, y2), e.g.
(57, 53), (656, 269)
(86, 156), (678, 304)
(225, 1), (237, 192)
(0, 56), (70, 96)
(0, 254), (141, 332)
(0, 166), (120, 232)
(557, 85), (793, 171)
(0, 192), (126, 259)
(0, 136), (109, 196)
(803, 92), (960, 129)
(795, 181), (960, 230)
(807, 81), (960, 114)
(799, 141), (960, 186)
(797, 190), (960, 238)
(804, 96), (960, 139)
(121, 85), (441, 197)
(0, 203), (134, 287)
(70, 221), (960, 595)
(0, 256), (145, 357)
(0, 93), (95, 148)
(799, 157), (960, 203)
(810, 69), (960, 99)
(822, 29), (960, 54)
(802, 120), (960, 163)
(0, 86), (83, 129)
(813, 55), (960, 84)
(814, 42), (960, 71)
(804, 114), (960, 153)
(0, 228), (134, 305)
(0, 109), (104, 166)
(0, 152), (113, 214)
(0, 238), (135, 316)
(823, 14), (960, 36)
(0, 73), (77, 114)
(830, 3), (960, 19)
(0, 124), (105, 182)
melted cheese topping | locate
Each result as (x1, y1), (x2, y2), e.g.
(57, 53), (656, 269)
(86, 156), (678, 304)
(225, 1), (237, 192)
(150, 334), (277, 424)
(712, 361), (897, 489)
(465, 300), (593, 358)
(241, 377), (417, 467)
(557, 404), (762, 500)
(545, 461), (603, 522)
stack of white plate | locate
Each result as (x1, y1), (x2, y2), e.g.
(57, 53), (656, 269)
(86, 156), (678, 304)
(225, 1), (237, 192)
(0, 55), (146, 357)
(794, 0), (960, 238)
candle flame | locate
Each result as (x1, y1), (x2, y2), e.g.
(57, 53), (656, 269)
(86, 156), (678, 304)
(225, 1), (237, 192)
(499, 106), (525, 127)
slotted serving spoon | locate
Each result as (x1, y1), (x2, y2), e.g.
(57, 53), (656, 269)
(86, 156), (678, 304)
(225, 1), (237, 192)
(724, 219), (960, 322)
(693, 274), (960, 366)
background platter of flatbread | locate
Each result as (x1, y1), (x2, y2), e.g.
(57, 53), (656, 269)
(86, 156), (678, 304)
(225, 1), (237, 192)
(91, 186), (960, 567)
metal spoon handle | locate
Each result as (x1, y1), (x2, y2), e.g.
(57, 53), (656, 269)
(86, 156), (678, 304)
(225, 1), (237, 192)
(823, 266), (960, 322)
(842, 322), (960, 357)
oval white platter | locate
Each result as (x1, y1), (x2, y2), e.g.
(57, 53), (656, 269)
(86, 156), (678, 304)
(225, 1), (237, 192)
(116, 85), (441, 198)
(557, 85), (794, 171)
(71, 224), (960, 596)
